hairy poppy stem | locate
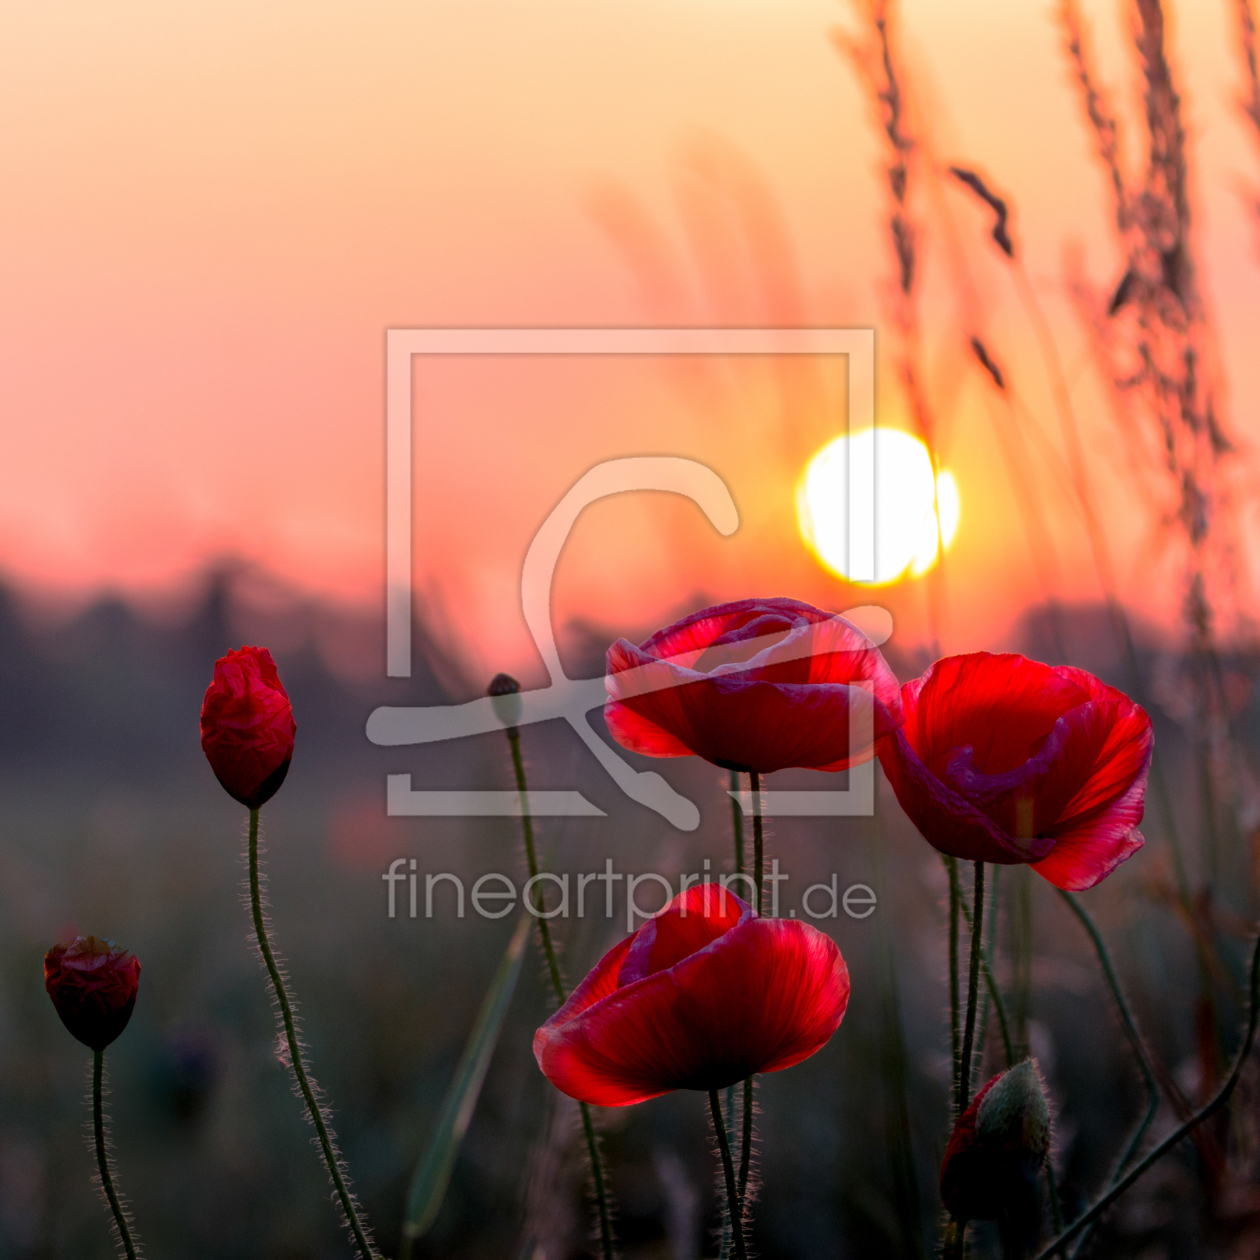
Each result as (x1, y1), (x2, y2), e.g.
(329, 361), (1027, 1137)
(718, 1085), (737, 1260)
(945, 1216), (969, 1260)
(749, 771), (764, 916)
(506, 729), (565, 1000)
(969, 866), (1007, 1099)
(957, 873), (1015, 1069)
(958, 862), (986, 1113)
(945, 856), (962, 1109)
(505, 727), (616, 1260)
(735, 773), (760, 1238)
(93, 1050), (139, 1260)
(1033, 930), (1260, 1259)
(737, 1078), (754, 1222)
(578, 1102), (615, 1260)
(247, 809), (378, 1260)
(1012, 867), (1035, 1058)
(730, 769), (745, 876)
(710, 1089), (749, 1260)
(720, 772), (739, 1260)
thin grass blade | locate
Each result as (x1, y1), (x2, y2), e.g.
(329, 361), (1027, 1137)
(403, 913), (532, 1243)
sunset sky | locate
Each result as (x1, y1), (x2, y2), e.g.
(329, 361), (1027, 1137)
(1, 0), (1257, 677)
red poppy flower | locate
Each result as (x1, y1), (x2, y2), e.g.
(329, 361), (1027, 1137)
(200, 646), (296, 809)
(45, 936), (141, 1051)
(878, 653), (1153, 890)
(605, 597), (903, 774)
(941, 1061), (1050, 1226)
(533, 884), (850, 1106)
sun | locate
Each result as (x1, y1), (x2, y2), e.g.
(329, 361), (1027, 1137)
(797, 428), (960, 585)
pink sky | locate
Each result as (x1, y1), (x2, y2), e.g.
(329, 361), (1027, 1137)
(1, 1), (1257, 675)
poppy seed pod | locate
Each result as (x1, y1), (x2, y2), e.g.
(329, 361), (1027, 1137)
(200, 646), (296, 809)
(941, 1060), (1052, 1236)
(45, 937), (141, 1052)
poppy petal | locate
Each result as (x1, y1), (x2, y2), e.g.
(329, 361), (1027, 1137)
(878, 729), (1055, 865)
(618, 883), (747, 984)
(883, 653), (1152, 891)
(1031, 769), (1149, 890)
(534, 887), (849, 1106)
(937, 701), (1115, 840)
(906, 654), (1091, 777)
(641, 598), (831, 664)
(605, 598), (903, 773)
(1052, 698), (1154, 828)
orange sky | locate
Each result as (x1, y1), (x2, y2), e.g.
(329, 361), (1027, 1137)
(1, 1), (1257, 676)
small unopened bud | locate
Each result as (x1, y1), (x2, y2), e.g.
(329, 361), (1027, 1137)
(975, 1059), (1051, 1163)
(941, 1059), (1051, 1239)
(45, 936), (142, 1051)
(488, 673), (523, 729)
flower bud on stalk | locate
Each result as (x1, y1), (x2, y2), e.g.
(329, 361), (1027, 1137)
(941, 1060), (1052, 1255)
(45, 936), (143, 1260)
(200, 645), (296, 808)
(200, 645), (378, 1259)
(488, 671), (523, 730)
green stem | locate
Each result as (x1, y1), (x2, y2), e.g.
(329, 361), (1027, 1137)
(730, 766), (756, 1249)
(1013, 868), (1034, 1059)
(1033, 930), (1260, 1260)
(248, 810), (377, 1259)
(1057, 890), (1161, 1259)
(718, 1085), (736, 1260)
(1057, 891), (1159, 1165)
(92, 1050), (139, 1260)
(958, 875), (1015, 1068)
(720, 772), (746, 1260)
(507, 728), (565, 1000)
(749, 770), (764, 916)
(737, 1078), (754, 1222)
(579, 1101), (615, 1260)
(945, 856), (961, 1111)
(730, 769), (745, 877)
(505, 729), (615, 1260)
(1045, 1162), (1067, 1259)
(710, 1090), (749, 1260)
(958, 862), (986, 1114)
(971, 867), (1007, 1088)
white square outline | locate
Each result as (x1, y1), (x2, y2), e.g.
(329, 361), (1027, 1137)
(379, 326), (878, 822)
(386, 326), (875, 676)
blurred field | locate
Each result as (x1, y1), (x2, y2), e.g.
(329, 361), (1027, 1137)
(0, 566), (1253, 1258)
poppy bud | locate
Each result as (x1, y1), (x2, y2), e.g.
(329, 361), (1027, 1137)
(488, 672), (523, 730)
(200, 646), (296, 809)
(45, 937), (141, 1051)
(941, 1060), (1051, 1249)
